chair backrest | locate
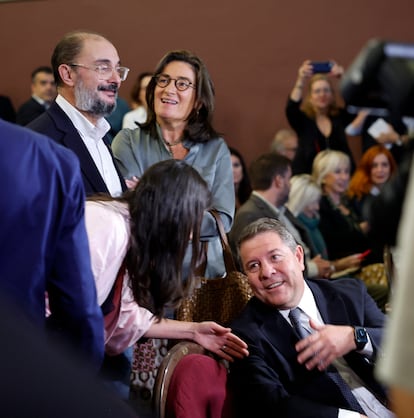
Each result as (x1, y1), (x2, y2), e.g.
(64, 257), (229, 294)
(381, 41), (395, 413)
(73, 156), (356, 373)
(383, 244), (395, 289)
(153, 341), (231, 418)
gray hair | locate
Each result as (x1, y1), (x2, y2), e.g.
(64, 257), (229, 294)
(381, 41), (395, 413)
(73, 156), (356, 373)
(51, 30), (108, 87)
(287, 174), (322, 217)
(237, 217), (298, 255)
(270, 128), (297, 153)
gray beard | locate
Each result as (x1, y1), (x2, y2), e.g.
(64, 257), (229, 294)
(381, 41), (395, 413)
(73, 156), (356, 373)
(74, 82), (117, 118)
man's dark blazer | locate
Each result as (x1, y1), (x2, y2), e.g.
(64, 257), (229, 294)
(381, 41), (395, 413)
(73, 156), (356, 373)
(28, 101), (127, 196)
(0, 95), (16, 122)
(229, 193), (317, 268)
(229, 278), (386, 418)
(16, 97), (47, 126)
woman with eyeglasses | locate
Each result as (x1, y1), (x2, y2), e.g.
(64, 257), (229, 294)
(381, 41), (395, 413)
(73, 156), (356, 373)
(285, 60), (367, 175)
(112, 50), (234, 279)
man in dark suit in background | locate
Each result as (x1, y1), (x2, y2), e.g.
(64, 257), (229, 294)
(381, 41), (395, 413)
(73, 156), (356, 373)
(0, 94), (16, 122)
(229, 152), (332, 278)
(229, 218), (393, 418)
(16, 66), (56, 125)
(28, 30), (128, 196)
(0, 119), (104, 369)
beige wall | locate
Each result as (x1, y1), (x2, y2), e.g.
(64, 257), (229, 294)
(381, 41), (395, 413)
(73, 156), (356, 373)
(1, 0), (413, 164)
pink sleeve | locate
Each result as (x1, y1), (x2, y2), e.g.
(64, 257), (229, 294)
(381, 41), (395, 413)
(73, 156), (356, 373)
(104, 274), (155, 356)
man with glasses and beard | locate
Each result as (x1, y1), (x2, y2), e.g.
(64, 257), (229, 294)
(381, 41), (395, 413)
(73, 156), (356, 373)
(28, 30), (128, 196)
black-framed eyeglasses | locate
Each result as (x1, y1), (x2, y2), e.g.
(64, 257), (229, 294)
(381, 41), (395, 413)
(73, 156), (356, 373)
(154, 74), (195, 91)
(69, 63), (130, 81)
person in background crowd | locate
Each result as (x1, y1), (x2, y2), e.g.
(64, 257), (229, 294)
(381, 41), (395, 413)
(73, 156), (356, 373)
(347, 145), (397, 219)
(286, 59), (366, 175)
(312, 150), (371, 261)
(270, 128), (299, 161)
(122, 71), (152, 129)
(0, 94), (16, 122)
(360, 114), (408, 165)
(106, 96), (130, 141)
(287, 173), (362, 274)
(229, 146), (252, 211)
(16, 66), (56, 126)
(312, 150), (389, 311)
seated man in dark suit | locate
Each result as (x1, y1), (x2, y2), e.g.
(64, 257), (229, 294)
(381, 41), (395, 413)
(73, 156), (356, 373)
(28, 31), (128, 196)
(229, 217), (394, 418)
(16, 66), (56, 125)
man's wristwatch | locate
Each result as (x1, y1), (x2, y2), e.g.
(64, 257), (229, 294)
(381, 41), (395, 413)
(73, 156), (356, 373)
(353, 326), (368, 350)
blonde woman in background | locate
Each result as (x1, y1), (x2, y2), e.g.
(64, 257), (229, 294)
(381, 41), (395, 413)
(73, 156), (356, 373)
(287, 174), (362, 275)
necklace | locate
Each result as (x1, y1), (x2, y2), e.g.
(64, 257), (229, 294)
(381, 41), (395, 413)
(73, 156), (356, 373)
(163, 138), (182, 147)
(163, 138), (188, 159)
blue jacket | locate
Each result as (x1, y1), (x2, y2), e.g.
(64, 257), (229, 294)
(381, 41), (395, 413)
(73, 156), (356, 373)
(0, 120), (104, 368)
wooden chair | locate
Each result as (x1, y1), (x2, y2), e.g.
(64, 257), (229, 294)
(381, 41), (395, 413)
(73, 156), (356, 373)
(152, 341), (231, 418)
(383, 244), (395, 290)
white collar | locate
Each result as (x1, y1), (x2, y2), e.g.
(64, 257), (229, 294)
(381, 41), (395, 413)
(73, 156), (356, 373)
(279, 282), (323, 325)
(56, 94), (110, 141)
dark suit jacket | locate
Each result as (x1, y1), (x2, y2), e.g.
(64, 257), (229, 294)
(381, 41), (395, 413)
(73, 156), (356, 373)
(16, 97), (47, 126)
(28, 101), (127, 196)
(0, 119), (104, 369)
(229, 278), (386, 418)
(229, 194), (316, 270)
(0, 95), (16, 122)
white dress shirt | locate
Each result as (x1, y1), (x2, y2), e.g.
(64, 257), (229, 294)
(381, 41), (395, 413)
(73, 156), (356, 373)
(280, 284), (394, 418)
(56, 95), (123, 196)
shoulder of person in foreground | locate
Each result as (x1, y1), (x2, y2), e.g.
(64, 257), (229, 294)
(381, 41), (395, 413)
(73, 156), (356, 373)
(0, 293), (137, 418)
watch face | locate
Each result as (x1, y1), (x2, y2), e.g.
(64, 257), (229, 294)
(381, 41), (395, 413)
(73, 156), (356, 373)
(354, 326), (368, 349)
(356, 327), (367, 340)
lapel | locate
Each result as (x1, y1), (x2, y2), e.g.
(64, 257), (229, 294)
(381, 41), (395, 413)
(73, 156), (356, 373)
(306, 279), (351, 326)
(249, 297), (321, 382)
(48, 103), (126, 194)
(251, 298), (309, 379)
